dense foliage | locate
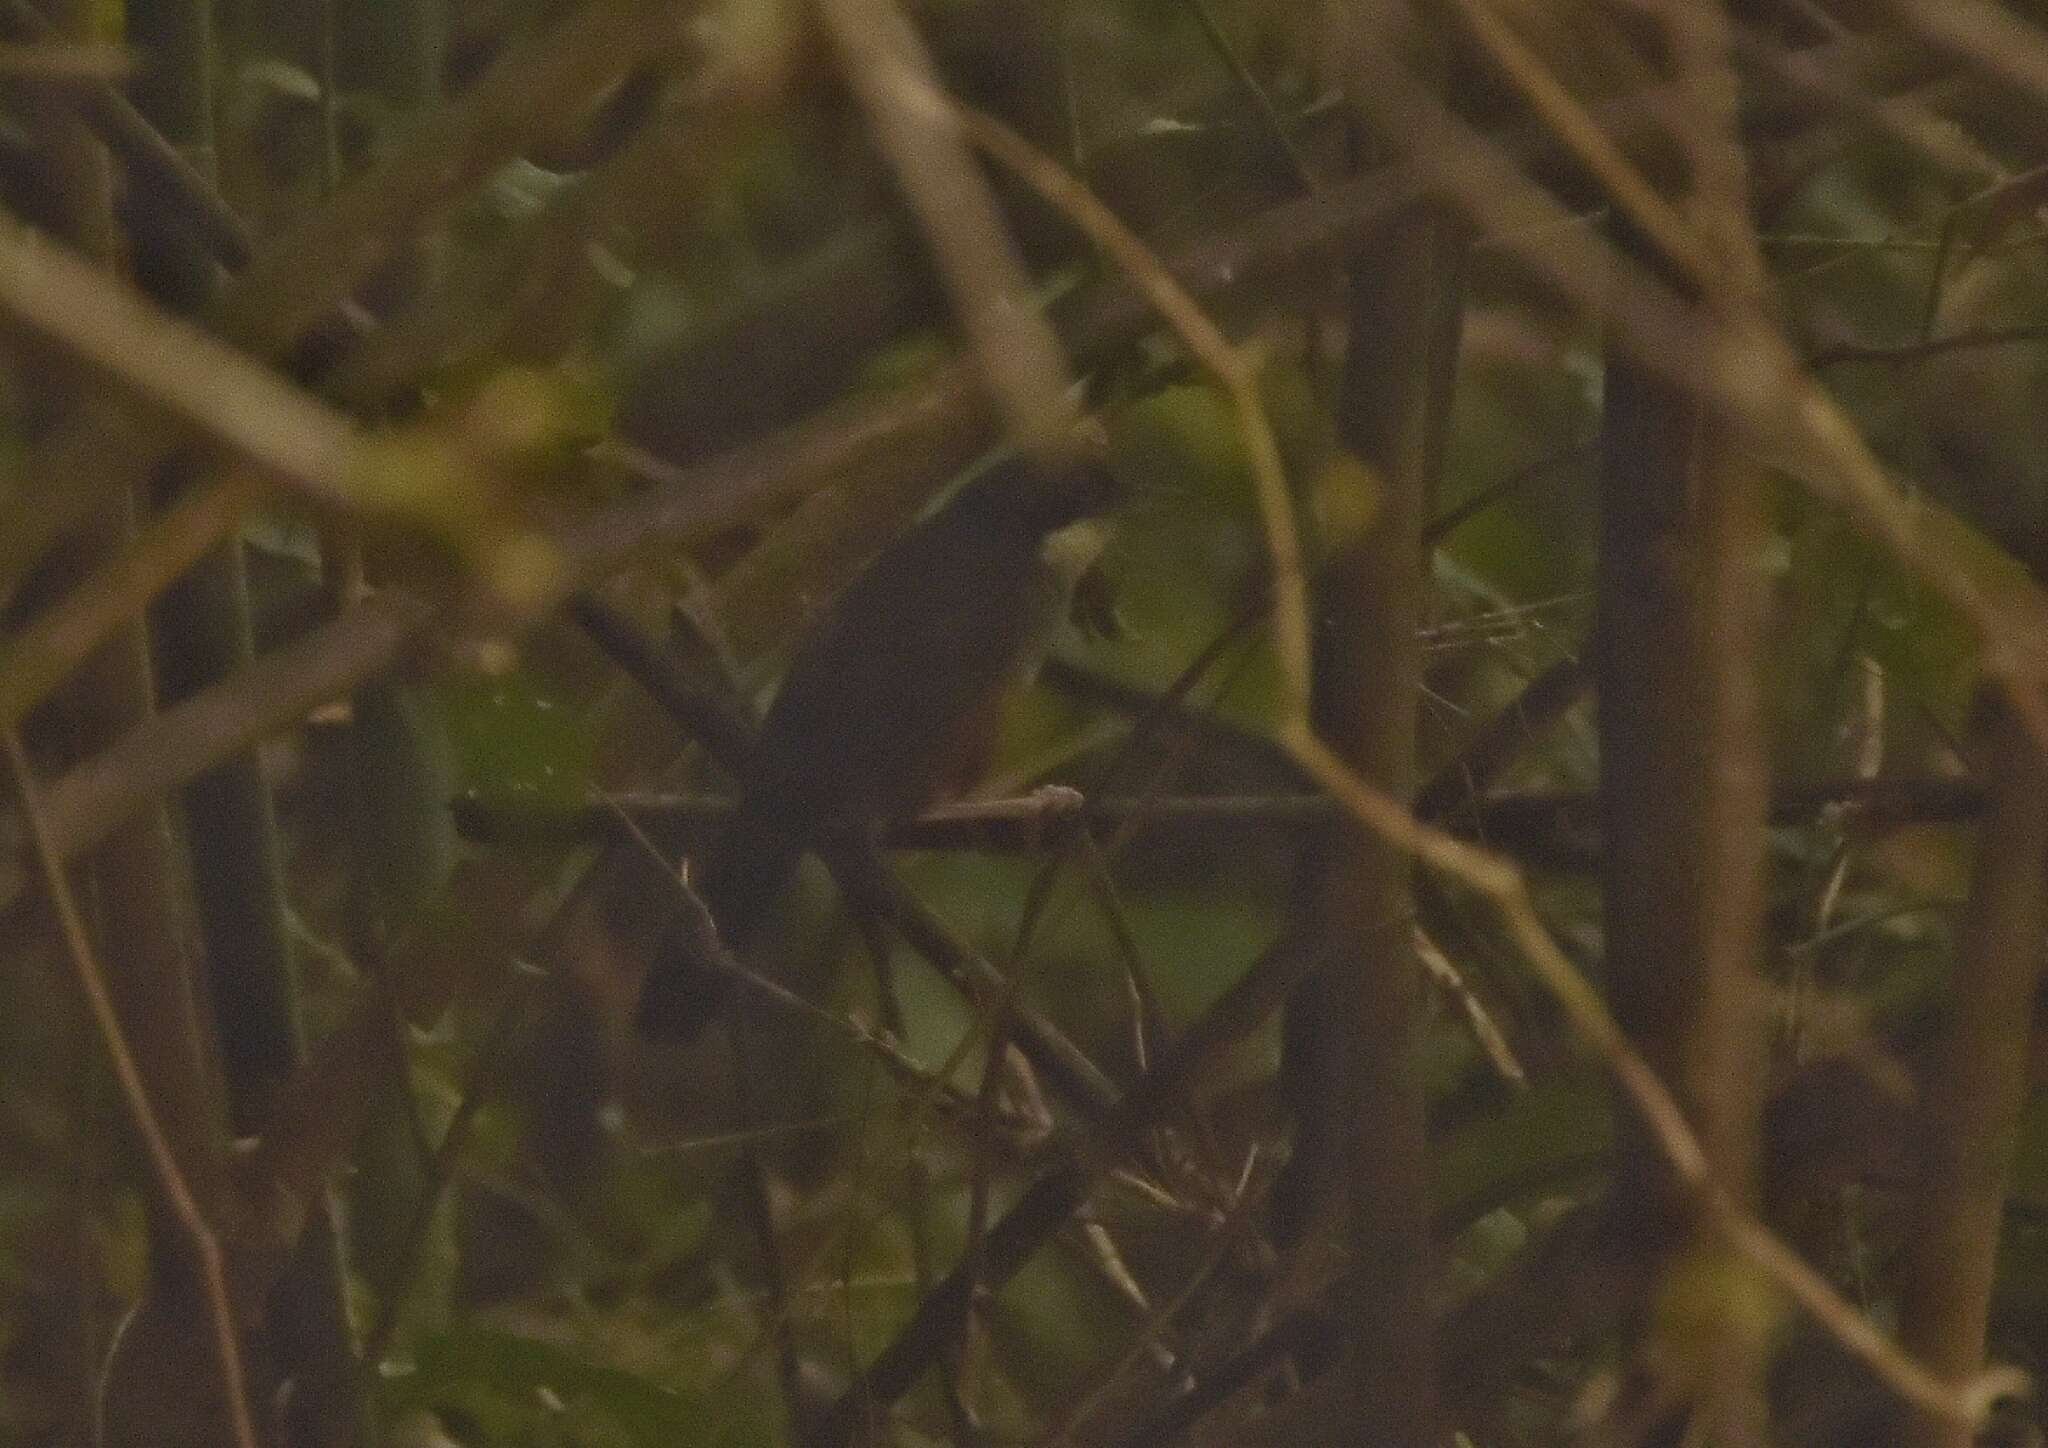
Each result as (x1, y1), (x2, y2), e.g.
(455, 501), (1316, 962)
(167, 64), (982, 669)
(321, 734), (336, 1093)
(7, 1), (2048, 1445)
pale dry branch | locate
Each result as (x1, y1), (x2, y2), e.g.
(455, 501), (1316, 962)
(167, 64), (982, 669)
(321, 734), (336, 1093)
(0, 222), (560, 612)
(0, 473), (261, 735)
(0, 0), (675, 609)
(1449, 0), (1711, 284)
(0, 219), (356, 496)
(950, 101), (1314, 715)
(1415, 926), (1525, 1087)
(0, 31), (1962, 916)
(820, 0), (1077, 451)
(1891, 0), (2048, 108)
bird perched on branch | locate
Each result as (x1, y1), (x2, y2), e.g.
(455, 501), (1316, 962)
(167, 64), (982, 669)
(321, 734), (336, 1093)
(634, 450), (1123, 1040)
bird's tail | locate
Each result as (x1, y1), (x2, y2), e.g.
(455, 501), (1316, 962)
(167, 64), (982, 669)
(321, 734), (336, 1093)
(633, 802), (804, 1041)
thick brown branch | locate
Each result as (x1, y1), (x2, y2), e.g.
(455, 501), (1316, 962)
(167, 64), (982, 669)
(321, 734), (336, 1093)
(1899, 696), (2048, 1447)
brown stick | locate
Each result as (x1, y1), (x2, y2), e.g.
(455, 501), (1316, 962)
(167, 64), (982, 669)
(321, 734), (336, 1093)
(3, 731), (259, 1448)
(1899, 694), (2048, 1447)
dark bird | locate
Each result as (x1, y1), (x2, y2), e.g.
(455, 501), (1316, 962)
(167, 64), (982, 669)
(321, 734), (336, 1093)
(634, 451), (1122, 1040)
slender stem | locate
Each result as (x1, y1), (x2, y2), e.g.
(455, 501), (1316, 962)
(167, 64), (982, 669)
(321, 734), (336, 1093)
(3, 731), (259, 1448)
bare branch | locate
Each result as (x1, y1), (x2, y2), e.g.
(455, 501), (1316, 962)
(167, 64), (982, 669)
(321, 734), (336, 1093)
(2, 731), (259, 1448)
(818, 0), (1076, 450)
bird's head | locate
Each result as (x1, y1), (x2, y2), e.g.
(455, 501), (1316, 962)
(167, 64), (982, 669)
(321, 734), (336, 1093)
(956, 452), (1122, 534)
(947, 453), (1124, 589)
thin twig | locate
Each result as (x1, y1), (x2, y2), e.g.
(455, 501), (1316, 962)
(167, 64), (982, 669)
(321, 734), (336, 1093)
(0, 0), (251, 266)
(1890, 0), (2048, 108)
(447, 770), (1992, 856)
(1042, 1150), (1267, 1447)
(356, 979), (536, 1373)
(958, 51), (2011, 1426)
(729, 1005), (816, 1443)
(1077, 834), (1165, 1074)
(1415, 925), (1525, 1086)
(953, 985), (1017, 1429)
(1286, 727), (2014, 1428)
(1422, 442), (1593, 549)
(1412, 656), (1591, 825)
(950, 100), (1314, 712)
(810, 926), (1337, 1445)
(1178, 0), (1322, 193)
(0, 471), (262, 735)
(1735, 22), (1996, 184)
(1449, 0), (1711, 286)
(2, 730), (260, 1448)
(1809, 323), (2048, 367)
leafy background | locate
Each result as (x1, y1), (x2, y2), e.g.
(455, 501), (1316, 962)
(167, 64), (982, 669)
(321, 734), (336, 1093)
(2, 1), (2048, 1445)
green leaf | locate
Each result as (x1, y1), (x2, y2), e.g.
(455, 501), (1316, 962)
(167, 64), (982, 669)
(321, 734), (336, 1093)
(382, 1324), (781, 1448)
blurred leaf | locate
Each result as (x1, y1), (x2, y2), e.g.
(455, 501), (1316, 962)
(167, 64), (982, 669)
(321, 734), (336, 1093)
(1433, 1080), (1611, 1233)
(383, 1324), (781, 1448)
(443, 669), (594, 810)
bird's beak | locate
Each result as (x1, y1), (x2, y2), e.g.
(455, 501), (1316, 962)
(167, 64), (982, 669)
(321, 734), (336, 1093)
(1039, 515), (1113, 585)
